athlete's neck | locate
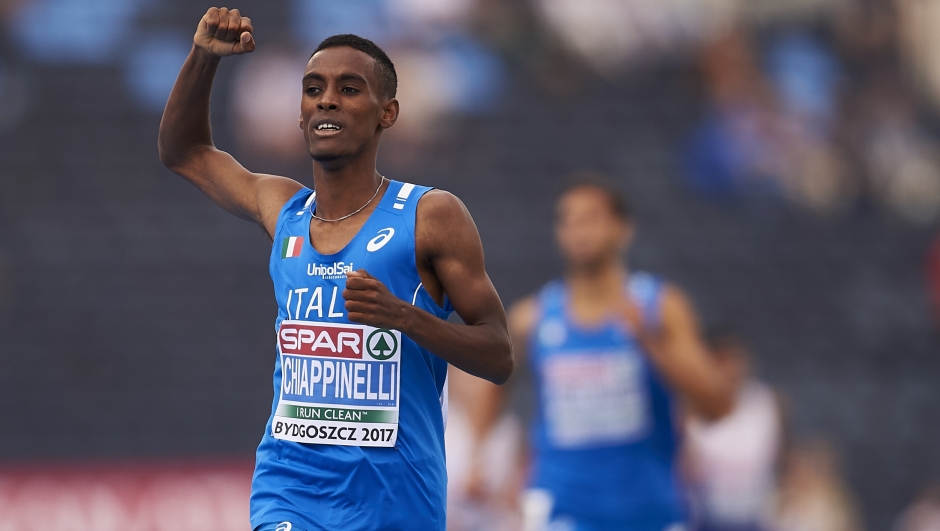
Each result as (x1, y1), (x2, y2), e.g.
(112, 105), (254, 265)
(311, 156), (385, 221)
(566, 260), (628, 310)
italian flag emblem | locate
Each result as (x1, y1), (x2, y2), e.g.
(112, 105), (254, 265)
(281, 236), (304, 258)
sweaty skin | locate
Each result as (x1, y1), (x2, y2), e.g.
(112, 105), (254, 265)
(158, 7), (513, 384)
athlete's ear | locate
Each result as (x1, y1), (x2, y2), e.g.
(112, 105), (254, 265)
(299, 115), (303, 130)
(379, 98), (399, 129)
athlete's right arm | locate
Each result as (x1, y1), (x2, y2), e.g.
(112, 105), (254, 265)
(157, 7), (302, 238)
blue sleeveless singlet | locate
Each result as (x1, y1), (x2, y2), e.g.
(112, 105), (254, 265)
(250, 180), (452, 531)
(528, 274), (686, 531)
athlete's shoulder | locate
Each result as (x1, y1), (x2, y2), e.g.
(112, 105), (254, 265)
(508, 295), (539, 332)
(255, 174), (306, 238)
(260, 173), (306, 203)
(510, 282), (560, 344)
(415, 188), (468, 220)
(630, 270), (662, 285)
(414, 188), (480, 254)
(507, 295), (539, 363)
(277, 182), (313, 211)
(514, 279), (564, 315)
(265, 180), (310, 239)
(656, 282), (701, 330)
(628, 270), (664, 301)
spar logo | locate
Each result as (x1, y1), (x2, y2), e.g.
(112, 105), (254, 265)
(279, 322), (364, 359)
(366, 329), (398, 360)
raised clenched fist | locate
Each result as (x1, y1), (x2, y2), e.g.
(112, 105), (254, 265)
(194, 7), (255, 57)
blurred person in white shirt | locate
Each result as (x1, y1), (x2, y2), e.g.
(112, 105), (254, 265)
(685, 330), (786, 531)
(445, 366), (523, 531)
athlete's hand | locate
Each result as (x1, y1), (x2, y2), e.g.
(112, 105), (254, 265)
(194, 7), (255, 57)
(344, 270), (410, 330)
(619, 297), (668, 362)
(620, 298), (644, 335)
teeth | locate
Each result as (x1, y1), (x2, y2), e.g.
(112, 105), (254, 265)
(317, 123), (340, 131)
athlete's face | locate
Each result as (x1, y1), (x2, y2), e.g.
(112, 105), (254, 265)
(300, 47), (398, 166)
(555, 187), (632, 271)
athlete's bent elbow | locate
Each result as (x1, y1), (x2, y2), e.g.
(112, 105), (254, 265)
(157, 141), (208, 176)
(157, 140), (183, 171)
(489, 347), (514, 385)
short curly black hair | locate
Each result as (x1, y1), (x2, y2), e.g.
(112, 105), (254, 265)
(556, 170), (632, 221)
(312, 34), (397, 100)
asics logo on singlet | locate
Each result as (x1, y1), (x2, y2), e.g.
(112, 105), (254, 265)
(367, 228), (395, 252)
(275, 523), (292, 531)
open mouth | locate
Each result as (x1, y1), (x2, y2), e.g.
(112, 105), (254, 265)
(314, 120), (343, 134)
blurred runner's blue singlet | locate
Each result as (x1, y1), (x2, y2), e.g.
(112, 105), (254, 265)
(250, 180), (452, 531)
(528, 275), (686, 531)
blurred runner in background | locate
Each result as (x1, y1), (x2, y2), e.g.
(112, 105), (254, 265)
(503, 173), (734, 531)
(684, 330), (787, 531)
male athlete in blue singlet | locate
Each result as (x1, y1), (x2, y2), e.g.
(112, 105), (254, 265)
(503, 176), (734, 531)
(158, 8), (513, 531)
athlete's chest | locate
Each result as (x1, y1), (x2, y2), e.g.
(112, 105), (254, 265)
(532, 313), (651, 385)
(272, 212), (415, 320)
(533, 314), (654, 447)
(267, 188), (422, 450)
(534, 312), (641, 358)
(307, 210), (378, 255)
(274, 214), (411, 276)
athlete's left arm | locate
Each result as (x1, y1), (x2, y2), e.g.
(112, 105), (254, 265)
(635, 285), (735, 420)
(343, 191), (513, 385)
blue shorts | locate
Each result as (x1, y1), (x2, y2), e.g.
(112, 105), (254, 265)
(254, 522), (309, 531)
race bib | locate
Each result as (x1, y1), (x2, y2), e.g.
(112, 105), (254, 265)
(272, 320), (402, 447)
(542, 350), (650, 448)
